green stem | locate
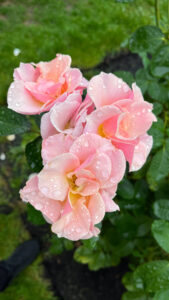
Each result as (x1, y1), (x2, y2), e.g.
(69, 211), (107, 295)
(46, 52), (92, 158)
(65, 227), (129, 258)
(155, 0), (160, 27)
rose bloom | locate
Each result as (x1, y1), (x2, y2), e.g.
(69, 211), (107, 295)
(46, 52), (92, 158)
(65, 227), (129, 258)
(85, 72), (157, 171)
(7, 54), (87, 115)
(41, 92), (94, 140)
(20, 133), (125, 240)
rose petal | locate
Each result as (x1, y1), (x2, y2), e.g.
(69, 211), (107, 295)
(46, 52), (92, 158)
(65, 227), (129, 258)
(20, 176), (61, 223)
(88, 72), (131, 108)
(52, 198), (91, 240)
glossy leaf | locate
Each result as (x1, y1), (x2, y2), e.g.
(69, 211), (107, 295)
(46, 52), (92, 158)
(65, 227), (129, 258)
(148, 118), (164, 150)
(0, 107), (30, 136)
(148, 81), (168, 104)
(117, 178), (135, 200)
(133, 260), (169, 292)
(152, 220), (169, 253)
(154, 289), (169, 300)
(153, 199), (169, 220)
(25, 136), (43, 172)
(122, 291), (152, 300)
(147, 139), (169, 190)
(151, 45), (169, 78)
(27, 203), (46, 225)
(129, 26), (164, 54)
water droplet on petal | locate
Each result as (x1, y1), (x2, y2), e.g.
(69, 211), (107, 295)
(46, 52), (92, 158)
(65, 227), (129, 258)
(42, 187), (48, 194)
(35, 203), (43, 210)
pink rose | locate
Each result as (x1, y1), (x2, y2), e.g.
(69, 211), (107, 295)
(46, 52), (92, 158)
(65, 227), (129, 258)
(8, 54), (88, 115)
(40, 92), (94, 140)
(85, 72), (156, 171)
(20, 133), (125, 240)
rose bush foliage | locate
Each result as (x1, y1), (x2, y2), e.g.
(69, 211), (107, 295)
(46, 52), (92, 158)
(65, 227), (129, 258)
(0, 23), (169, 300)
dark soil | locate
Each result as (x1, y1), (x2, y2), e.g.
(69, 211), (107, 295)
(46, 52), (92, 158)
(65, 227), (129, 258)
(95, 51), (143, 74)
(44, 252), (128, 300)
(22, 212), (128, 300)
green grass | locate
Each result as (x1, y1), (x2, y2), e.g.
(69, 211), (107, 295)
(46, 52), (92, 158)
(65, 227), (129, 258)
(0, 0), (168, 104)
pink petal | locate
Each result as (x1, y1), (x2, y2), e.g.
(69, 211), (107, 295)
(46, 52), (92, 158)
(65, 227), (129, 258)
(70, 133), (114, 164)
(76, 76), (89, 91)
(87, 152), (112, 182)
(40, 112), (57, 139)
(25, 80), (61, 103)
(64, 68), (83, 93)
(130, 134), (153, 172)
(51, 198), (91, 240)
(7, 81), (43, 115)
(14, 63), (39, 82)
(88, 72), (131, 108)
(42, 133), (74, 164)
(84, 104), (120, 135)
(50, 92), (82, 133)
(88, 193), (105, 224)
(111, 137), (137, 166)
(132, 83), (144, 102)
(74, 177), (99, 196)
(38, 54), (71, 82)
(38, 153), (79, 200)
(20, 176), (61, 223)
(100, 189), (119, 212)
(82, 226), (100, 239)
(117, 102), (157, 139)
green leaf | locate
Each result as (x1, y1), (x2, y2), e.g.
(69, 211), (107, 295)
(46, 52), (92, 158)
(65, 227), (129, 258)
(63, 239), (74, 251)
(49, 235), (64, 255)
(133, 260), (169, 292)
(147, 139), (169, 190)
(74, 246), (107, 270)
(153, 199), (169, 220)
(155, 181), (169, 200)
(117, 178), (135, 200)
(135, 69), (151, 94)
(114, 71), (134, 86)
(25, 136), (43, 172)
(152, 220), (169, 253)
(154, 289), (169, 300)
(27, 203), (46, 225)
(49, 235), (74, 255)
(134, 180), (148, 202)
(0, 107), (30, 136)
(151, 45), (169, 78)
(153, 102), (163, 116)
(148, 81), (168, 104)
(129, 26), (164, 55)
(122, 291), (152, 300)
(122, 272), (135, 292)
(148, 118), (164, 150)
(82, 236), (99, 249)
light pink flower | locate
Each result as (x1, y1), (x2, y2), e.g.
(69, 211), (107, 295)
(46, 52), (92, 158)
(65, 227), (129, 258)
(85, 72), (156, 171)
(20, 133), (125, 240)
(8, 54), (88, 115)
(40, 92), (94, 139)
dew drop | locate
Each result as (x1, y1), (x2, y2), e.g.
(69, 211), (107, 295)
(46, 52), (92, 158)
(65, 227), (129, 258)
(42, 187), (48, 194)
(35, 203), (43, 210)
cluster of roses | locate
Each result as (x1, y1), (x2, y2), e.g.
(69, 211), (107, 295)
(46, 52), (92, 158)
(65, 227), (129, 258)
(8, 54), (156, 241)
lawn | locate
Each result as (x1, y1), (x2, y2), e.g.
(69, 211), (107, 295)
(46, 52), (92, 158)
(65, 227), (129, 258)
(0, 0), (168, 104)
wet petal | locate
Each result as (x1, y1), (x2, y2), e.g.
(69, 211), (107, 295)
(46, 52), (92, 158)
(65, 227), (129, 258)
(20, 176), (62, 223)
(88, 72), (131, 108)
